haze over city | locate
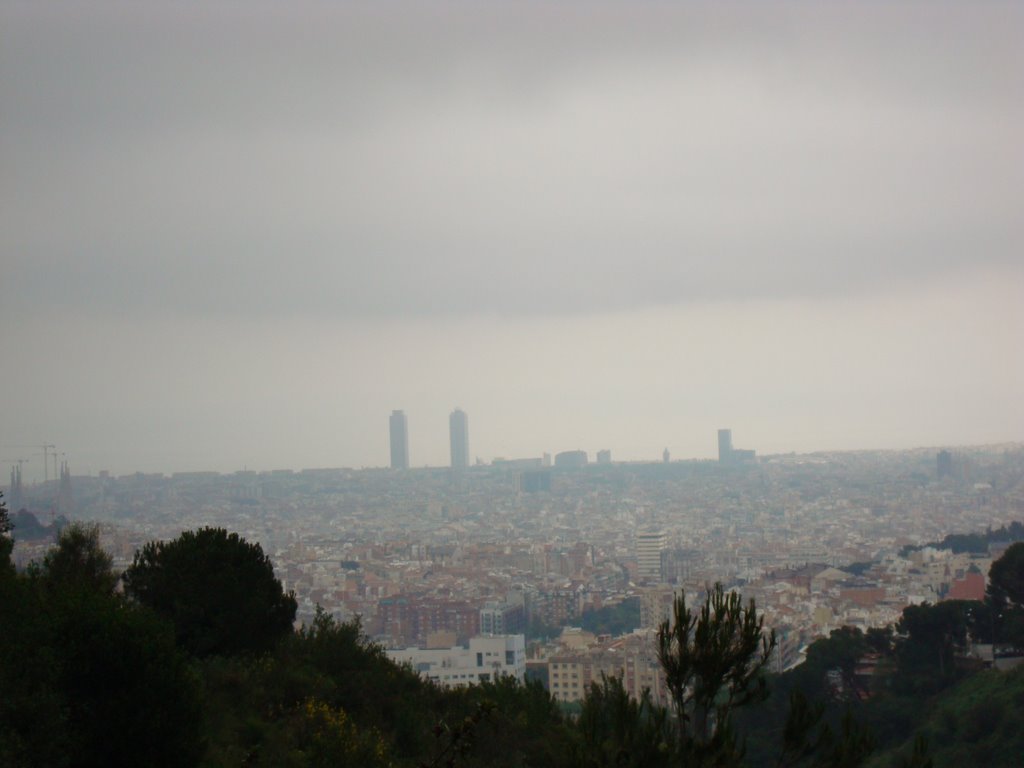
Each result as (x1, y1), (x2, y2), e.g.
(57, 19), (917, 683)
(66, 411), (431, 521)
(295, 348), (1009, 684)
(2, 2), (1022, 478)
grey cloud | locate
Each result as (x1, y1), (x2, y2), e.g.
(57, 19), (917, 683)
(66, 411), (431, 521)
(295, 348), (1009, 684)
(2, 1), (1021, 320)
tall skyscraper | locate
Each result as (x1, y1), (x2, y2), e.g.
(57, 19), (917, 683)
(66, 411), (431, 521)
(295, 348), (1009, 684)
(58, 461), (73, 515)
(8, 464), (23, 511)
(449, 408), (469, 469)
(937, 449), (954, 479)
(719, 428), (756, 463)
(636, 528), (667, 582)
(390, 410), (409, 469)
(718, 429), (733, 463)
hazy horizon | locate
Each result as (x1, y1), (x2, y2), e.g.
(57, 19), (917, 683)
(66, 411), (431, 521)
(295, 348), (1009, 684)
(2, 2), (1022, 480)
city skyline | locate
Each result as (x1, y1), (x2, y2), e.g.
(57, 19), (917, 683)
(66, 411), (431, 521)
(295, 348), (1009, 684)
(4, 426), (1017, 482)
(1, 2), (1021, 478)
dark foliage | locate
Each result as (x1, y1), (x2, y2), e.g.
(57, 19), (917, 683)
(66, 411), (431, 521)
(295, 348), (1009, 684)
(41, 522), (117, 595)
(580, 597), (641, 636)
(9, 509), (52, 541)
(899, 522), (1024, 558)
(123, 527), (297, 657)
(0, 492), (12, 572)
(658, 583), (775, 756)
(0, 527), (203, 768)
(573, 674), (674, 767)
(893, 601), (971, 694)
(988, 542), (1024, 608)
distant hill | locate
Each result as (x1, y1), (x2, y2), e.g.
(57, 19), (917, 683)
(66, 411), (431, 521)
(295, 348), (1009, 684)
(10, 509), (62, 541)
(900, 521), (1024, 557)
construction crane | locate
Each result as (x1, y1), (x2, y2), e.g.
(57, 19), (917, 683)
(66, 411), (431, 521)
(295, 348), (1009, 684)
(42, 444), (55, 483)
(2, 444), (55, 483)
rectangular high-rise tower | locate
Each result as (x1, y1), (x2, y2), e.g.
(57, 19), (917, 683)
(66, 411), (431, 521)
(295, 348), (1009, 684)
(718, 428), (733, 463)
(390, 410), (409, 469)
(636, 528), (667, 582)
(449, 408), (469, 469)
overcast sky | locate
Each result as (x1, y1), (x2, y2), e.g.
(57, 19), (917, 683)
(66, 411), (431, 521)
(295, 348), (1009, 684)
(2, 1), (1022, 478)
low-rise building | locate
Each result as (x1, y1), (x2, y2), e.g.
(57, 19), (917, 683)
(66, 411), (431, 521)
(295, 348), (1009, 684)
(387, 634), (526, 688)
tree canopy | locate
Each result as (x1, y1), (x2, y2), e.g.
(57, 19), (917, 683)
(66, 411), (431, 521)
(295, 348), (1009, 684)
(41, 522), (117, 595)
(657, 583), (776, 763)
(0, 492), (12, 571)
(122, 526), (297, 658)
(988, 542), (1024, 608)
(0, 523), (203, 768)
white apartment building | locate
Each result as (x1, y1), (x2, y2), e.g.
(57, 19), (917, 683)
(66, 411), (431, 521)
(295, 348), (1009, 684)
(387, 634), (526, 688)
(636, 528), (667, 582)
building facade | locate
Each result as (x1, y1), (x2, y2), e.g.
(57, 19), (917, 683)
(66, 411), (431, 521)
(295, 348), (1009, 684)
(387, 634), (526, 688)
(635, 529), (667, 582)
(449, 408), (469, 469)
(547, 634), (669, 706)
(718, 429), (733, 462)
(390, 410), (409, 469)
(554, 450), (588, 468)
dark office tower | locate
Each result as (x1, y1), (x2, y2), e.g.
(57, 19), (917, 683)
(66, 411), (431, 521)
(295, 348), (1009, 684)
(937, 449), (953, 479)
(718, 429), (733, 463)
(390, 410), (409, 469)
(518, 470), (552, 493)
(8, 464), (23, 511)
(450, 408), (469, 469)
(58, 461), (73, 515)
(554, 450), (588, 468)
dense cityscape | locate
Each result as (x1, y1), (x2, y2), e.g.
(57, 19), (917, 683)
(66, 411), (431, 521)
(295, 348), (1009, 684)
(7, 417), (1022, 710)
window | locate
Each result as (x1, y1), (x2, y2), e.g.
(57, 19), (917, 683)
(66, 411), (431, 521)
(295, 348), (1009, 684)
(506, 650), (515, 665)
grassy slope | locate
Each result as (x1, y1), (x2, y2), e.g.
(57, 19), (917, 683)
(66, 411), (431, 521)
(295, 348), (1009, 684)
(868, 663), (1024, 768)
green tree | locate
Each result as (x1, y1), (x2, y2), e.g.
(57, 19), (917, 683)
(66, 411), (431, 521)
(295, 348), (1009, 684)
(656, 583), (776, 765)
(987, 542), (1024, 648)
(988, 542), (1024, 607)
(123, 526), (297, 657)
(1, 524), (203, 768)
(41, 522), (116, 595)
(575, 674), (674, 767)
(894, 602), (970, 694)
(581, 597), (641, 636)
(0, 492), (12, 572)
(51, 590), (205, 768)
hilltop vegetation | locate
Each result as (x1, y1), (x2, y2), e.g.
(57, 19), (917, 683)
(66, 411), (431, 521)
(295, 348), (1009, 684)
(899, 521), (1024, 557)
(869, 663), (1024, 767)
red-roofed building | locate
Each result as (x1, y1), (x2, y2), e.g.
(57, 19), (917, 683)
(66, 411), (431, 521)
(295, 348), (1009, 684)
(946, 570), (986, 602)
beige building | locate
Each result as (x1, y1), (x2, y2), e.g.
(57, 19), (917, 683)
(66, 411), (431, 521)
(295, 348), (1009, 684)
(639, 585), (682, 629)
(636, 529), (667, 582)
(547, 634), (668, 707)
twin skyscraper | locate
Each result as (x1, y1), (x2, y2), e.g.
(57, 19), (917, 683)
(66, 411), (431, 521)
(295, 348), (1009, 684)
(389, 408), (469, 470)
